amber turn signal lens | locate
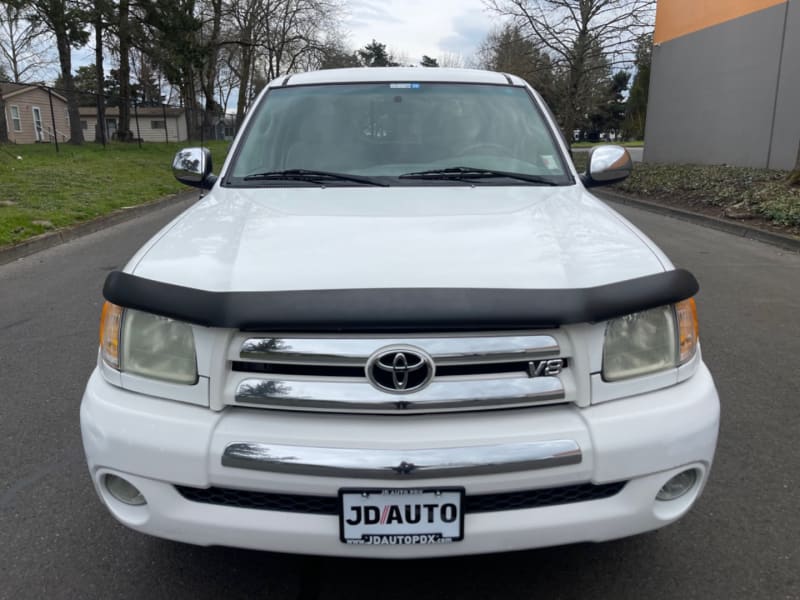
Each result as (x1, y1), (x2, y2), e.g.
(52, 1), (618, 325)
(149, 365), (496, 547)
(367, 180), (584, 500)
(676, 298), (699, 364)
(99, 301), (124, 369)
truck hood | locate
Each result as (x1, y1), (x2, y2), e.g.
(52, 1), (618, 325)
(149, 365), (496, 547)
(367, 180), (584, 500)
(129, 185), (667, 292)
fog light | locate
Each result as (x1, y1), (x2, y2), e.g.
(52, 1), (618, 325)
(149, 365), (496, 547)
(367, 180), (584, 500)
(657, 469), (698, 501)
(105, 474), (146, 506)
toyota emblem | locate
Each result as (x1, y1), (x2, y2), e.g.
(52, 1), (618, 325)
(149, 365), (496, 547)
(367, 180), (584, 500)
(366, 347), (435, 394)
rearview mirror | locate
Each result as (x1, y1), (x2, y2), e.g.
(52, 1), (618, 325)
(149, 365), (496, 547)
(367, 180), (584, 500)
(582, 145), (633, 188)
(173, 147), (216, 189)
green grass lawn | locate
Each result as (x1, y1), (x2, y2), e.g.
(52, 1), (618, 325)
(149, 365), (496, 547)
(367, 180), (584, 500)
(3, 140), (797, 248)
(0, 141), (230, 247)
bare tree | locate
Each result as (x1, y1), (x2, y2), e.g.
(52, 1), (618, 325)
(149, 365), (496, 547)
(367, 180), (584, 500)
(438, 52), (465, 68)
(261, 0), (341, 80)
(227, 0), (342, 126)
(226, 0), (262, 125)
(215, 44), (238, 114)
(485, 0), (655, 138)
(0, 2), (57, 83)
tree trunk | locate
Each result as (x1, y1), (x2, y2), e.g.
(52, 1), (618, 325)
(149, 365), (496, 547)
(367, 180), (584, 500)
(789, 139), (800, 186)
(561, 30), (588, 144)
(94, 10), (106, 144)
(182, 76), (202, 140)
(55, 26), (83, 145)
(118, 0), (131, 140)
(201, 0), (223, 140)
(0, 91), (9, 143)
(235, 40), (253, 130)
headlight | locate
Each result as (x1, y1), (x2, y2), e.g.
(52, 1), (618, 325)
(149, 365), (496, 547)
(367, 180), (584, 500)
(99, 302), (198, 385)
(602, 298), (699, 382)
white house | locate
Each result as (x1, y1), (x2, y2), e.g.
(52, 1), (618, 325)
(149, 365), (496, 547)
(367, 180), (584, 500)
(78, 106), (188, 142)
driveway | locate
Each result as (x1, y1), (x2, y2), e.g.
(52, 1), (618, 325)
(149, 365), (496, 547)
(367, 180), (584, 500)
(0, 196), (797, 599)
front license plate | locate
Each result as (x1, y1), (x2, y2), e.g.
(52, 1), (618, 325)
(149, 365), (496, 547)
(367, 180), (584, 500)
(339, 488), (464, 545)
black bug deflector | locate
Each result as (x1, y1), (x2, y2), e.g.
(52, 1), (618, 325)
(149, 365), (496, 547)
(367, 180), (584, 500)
(102, 269), (699, 332)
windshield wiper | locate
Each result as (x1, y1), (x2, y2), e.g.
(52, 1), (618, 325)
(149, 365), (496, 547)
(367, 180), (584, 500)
(243, 169), (388, 186)
(399, 166), (561, 186)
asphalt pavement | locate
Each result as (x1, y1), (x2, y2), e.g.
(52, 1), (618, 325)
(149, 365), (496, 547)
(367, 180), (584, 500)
(0, 195), (798, 600)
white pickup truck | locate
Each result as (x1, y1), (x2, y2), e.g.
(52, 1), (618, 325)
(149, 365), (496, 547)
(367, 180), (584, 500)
(80, 67), (720, 558)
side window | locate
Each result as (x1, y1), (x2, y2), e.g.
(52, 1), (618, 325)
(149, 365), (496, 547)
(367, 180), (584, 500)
(10, 105), (22, 131)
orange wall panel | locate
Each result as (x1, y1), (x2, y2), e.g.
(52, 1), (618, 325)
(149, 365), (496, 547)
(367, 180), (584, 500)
(655, 0), (786, 44)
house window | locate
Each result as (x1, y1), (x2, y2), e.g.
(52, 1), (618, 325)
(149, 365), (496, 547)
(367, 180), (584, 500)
(151, 120), (165, 129)
(10, 105), (21, 131)
(81, 120), (88, 130)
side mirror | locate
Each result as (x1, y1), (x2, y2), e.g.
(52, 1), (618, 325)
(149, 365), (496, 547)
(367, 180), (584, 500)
(173, 147), (217, 189)
(582, 145), (633, 188)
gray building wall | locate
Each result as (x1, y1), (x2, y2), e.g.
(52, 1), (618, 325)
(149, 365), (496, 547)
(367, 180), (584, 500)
(768, 0), (800, 169)
(645, 1), (799, 170)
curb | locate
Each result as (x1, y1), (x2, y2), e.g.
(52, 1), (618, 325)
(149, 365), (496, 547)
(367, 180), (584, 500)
(595, 189), (800, 253)
(0, 189), (201, 266)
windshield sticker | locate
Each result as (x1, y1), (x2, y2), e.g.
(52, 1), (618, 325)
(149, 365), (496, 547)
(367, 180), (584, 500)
(390, 83), (421, 89)
(541, 155), (558, 170)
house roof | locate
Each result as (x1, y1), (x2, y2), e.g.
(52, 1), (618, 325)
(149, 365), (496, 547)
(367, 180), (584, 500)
(0, 82), (68, 103)
(78, 106), (185, 117)
(0, 82), (27, 96)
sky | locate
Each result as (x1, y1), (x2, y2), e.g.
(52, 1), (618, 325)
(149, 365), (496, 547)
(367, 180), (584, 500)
(344, 0), (497, 65)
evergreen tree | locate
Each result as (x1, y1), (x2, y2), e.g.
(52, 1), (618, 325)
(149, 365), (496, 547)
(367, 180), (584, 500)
(357, 40), (399, 67)
(624, 33), (652, 140)
(319, 41), (360, 69)
(586, 70), (629, 140)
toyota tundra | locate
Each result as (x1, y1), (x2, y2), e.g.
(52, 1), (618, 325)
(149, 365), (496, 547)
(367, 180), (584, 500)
(80, 68), (720, 558)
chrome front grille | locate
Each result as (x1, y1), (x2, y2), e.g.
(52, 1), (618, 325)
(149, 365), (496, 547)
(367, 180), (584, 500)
(228, 333), (572, 414)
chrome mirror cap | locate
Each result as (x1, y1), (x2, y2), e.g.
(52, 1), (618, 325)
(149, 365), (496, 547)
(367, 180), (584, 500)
(173, 147), (215, 189)
(584, 145), (633, 188)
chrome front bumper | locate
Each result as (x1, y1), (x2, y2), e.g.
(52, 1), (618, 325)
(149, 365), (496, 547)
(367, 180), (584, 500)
(221, 440), (582, 479)
(81, 364), (719, 557)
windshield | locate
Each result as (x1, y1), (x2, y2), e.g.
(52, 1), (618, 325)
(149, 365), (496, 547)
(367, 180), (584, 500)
(227, 82), (572, 186)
